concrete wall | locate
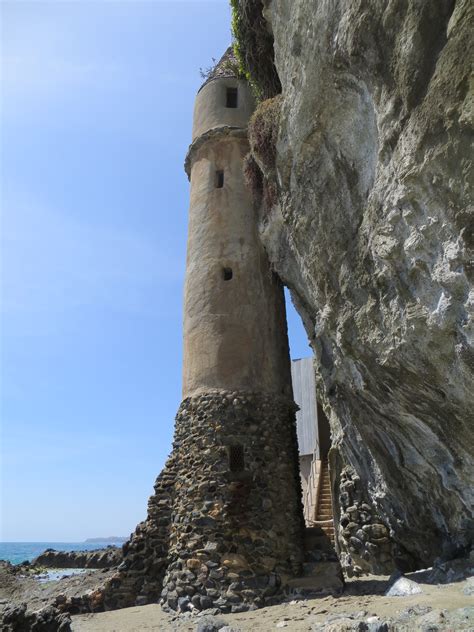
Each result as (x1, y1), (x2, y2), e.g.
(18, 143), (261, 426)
(183, 134), (292, 398)
(192, 78), (255, 141)
(183, 76), (292, 399)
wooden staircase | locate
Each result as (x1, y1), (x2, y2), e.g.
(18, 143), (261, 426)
(286, 460), (343, 597)
(312, 460), (335, 543)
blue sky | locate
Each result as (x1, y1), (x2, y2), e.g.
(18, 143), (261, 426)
(0, 0), (311, 542)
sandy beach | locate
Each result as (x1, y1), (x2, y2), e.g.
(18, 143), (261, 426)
(71, 575), (474, 631)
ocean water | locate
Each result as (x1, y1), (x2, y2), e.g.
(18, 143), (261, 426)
(0, 541), (125, 565)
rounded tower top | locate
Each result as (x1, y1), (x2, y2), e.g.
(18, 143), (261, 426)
(191, 47), (255, 142)
(199, 46), (240, 90)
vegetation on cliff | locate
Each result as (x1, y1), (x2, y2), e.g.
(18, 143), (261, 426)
(244, 95), (282, 211)
(230, 0), (281, 100)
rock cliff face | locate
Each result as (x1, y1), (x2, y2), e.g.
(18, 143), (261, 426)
(252, 0), (473, 572)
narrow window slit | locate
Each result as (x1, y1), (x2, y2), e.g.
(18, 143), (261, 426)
(228, 445), (245, 472)
(226, 87), (238, 108)
(223, 267), (233, 281)
(215, 170), (224, 188)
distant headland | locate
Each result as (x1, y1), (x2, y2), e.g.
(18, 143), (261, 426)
(83, 537), (127, 543)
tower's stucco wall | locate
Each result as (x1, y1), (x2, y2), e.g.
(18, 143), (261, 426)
(192, 78), (255, 141)
(183, 134), (292, 398)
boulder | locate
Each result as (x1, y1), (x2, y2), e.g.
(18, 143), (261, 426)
(0, 603), (71, 632)
(385, 576), (423, 597)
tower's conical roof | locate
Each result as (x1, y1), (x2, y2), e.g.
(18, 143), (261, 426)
(200, 46), (240, 90)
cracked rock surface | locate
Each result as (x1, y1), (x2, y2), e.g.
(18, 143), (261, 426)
(258, 0), (473, 570)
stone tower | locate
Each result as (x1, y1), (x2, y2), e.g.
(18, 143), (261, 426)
(182, 52), (293, 400)
(158, 49), (304, 613)
(102, 49), (304, 614)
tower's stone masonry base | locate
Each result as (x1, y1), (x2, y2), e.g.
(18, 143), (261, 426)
(161, 390), (304, 613)
(102, 456), (177, 610)
(102, 390), (304, 613)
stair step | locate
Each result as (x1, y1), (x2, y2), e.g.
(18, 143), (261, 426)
(317, 455), (333, 535)
(287, 561), (344, 597)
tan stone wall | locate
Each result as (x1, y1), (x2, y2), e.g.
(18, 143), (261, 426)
(183, 134), (292, 398)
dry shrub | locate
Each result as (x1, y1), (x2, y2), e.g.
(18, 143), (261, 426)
(248, 95), (282, 173)
(243, 152), (263, 201)
(263, 179), (278, 211)
(243, 151), (279, 214)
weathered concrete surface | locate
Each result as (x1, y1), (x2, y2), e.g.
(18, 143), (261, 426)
(256, 0), (474, 571)
(184, 135), (292, 398)
(183, 70), (292, 399)
(193, 78), (255, 142)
